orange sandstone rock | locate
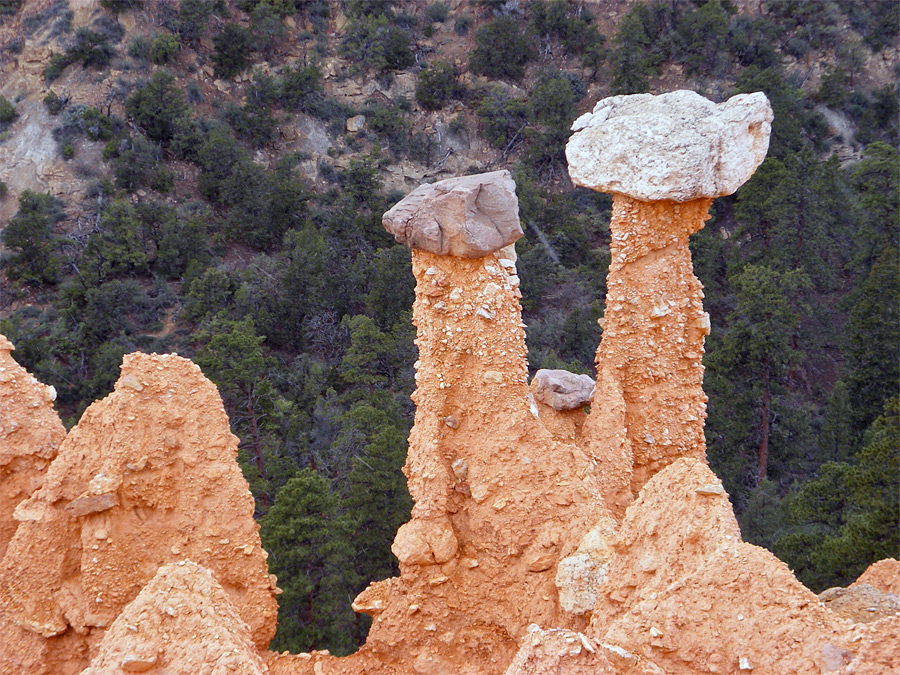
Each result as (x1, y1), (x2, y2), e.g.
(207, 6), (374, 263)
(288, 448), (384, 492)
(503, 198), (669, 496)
(853, 558), (900, 596)
(0, 334), (65, 559)
(583, 196), (713, 504)
(501, 626), (616, 675)
(78, 561), (269, 675)
(348, 248), (611, 673)
(819, 584), (900, 624)
(0, 353), (277, 674)
(589, 458), (740, 631)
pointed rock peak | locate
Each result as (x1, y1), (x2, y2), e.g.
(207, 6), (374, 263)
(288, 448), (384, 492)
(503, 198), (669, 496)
(0, 350), (277, 670)
(79, 561), (269, 675)
(0, 334), (65, 559)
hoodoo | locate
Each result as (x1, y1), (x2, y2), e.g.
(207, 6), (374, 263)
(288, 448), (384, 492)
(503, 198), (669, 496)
(1, 90), (897, 675)
(567, 90), (774, 502)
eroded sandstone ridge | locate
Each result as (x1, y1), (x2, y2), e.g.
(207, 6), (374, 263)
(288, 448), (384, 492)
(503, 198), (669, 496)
(2, 90), (897, 675)
(0, 351), (277, 675)
(0, 335), (64, 560)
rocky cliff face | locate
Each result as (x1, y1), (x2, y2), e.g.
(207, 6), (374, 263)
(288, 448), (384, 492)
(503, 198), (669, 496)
(1, 90), (897, 675)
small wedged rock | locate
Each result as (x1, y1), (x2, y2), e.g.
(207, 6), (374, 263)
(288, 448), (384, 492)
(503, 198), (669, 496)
(566, 90), (772, 201)
(382, 170), (522, 257)
(531, 369), (595, 411)
(391, 516), (458, 566)
(0, 334), (65, 560)
(78, 561), (269, 675)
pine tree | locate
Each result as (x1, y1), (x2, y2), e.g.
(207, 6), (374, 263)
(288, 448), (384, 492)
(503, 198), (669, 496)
(0, 191), (65, 285)
(344, 424), (412, 585)
(259, 470), (359, 654)
(775, 397), (900, 590)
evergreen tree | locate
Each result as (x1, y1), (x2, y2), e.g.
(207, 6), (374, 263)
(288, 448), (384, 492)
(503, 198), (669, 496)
(775, 397), (900, 590)
(842, 247), (900, 436)
(194, 316), (297, 505)
(344, 423), (412, 585)
(705, 264), (810, 498)
(0, 190), (65, 285)
(259, 470), (359, 654)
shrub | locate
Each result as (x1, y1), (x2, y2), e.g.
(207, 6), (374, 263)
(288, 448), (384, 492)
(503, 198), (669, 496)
(213, 23), (253, 78)
(67, 27), (116, 67)
(127, 34), (150, 60)
(454, 15), (471, 35)
(222, 100), (276, 147)
(112, 133), (160, 191)
(528, 70), (584, 130)
(280, 62), (324, 112)
(177, 0), (214, 44)
(415, 61), (464, 110)
(0, 95), (18, 126)
(0, 180), (7, 198)
(0, 1), (24, 18)
(673, 0), (730, 77)
(469, 16), (535, 81)
(249, 2), (285, 58)
(475, 85), (527, 149)
(62, 143), (75, 159)
(425, 2), (448, 23)
(44, 54), (69, 82)
(125, 70), (192, 145)
(364, 99), (410, 156)
(341, 14), (413, 73)
(100, 0), (143, 15)
(42, 90), (66, 115)
(149, 32), (179, 64)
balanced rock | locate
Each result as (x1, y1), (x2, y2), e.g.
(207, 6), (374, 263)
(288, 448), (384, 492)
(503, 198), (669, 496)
(567, 90), (773, 201)
(0, 334), (65, 559)
(382, 170), (522, 257)
(531, 369), (595, 411)
(79, 561), (268, 675)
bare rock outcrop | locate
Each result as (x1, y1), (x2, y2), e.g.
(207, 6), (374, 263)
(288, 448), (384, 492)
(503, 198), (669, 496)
(79, 561), (269, 675)
(0, 353), (277, 674)
(0, 335), (65, 559)
(853, 558), (900, 596)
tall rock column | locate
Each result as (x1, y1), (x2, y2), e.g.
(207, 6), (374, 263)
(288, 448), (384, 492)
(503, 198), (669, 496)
(566, 90), (773, 501)
(325, 170), (610, 674)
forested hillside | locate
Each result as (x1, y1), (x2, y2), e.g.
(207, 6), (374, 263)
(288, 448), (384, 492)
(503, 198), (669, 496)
(0, 0), (897, 656)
